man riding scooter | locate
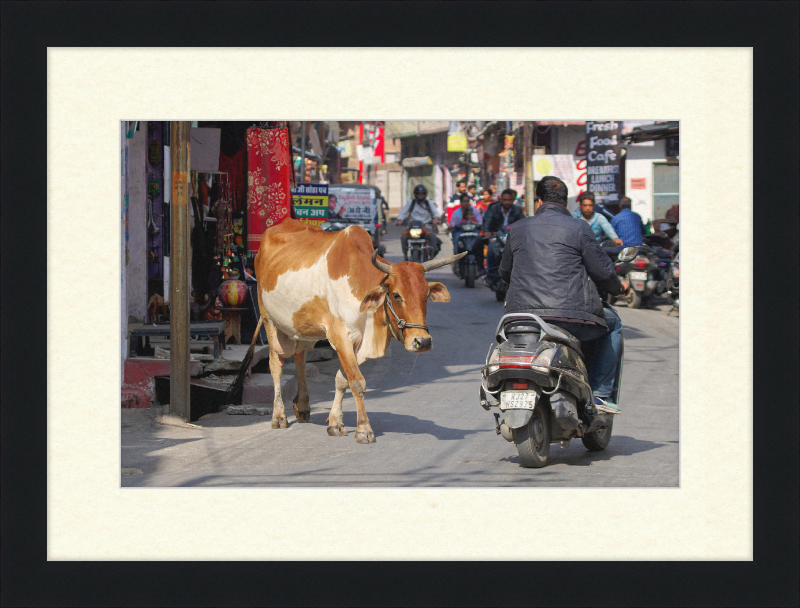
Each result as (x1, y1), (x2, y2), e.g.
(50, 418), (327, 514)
(396, 184), (441, 262)
(498, 176), (631, 414)
(482, 188), (524, 289)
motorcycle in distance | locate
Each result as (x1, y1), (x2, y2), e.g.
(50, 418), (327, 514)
(404, 219), (437, 263)
(484, 226), (510, 301)
(479, 246), (639, 468)
(451, 220), (482, 288)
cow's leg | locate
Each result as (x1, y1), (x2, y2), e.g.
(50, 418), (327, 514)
(326, 368), (349, 436)
(292, 350), (311, 422)
(268, 327), (289, 430)
(328, 325), (374, 444)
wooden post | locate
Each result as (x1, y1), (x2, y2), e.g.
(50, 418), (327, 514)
(524, 121), (535, 217)
(169, 121), (191, 421)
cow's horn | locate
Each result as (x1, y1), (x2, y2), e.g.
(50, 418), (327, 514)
(371, 249), (392, 274)
(421, 251), (467, 272)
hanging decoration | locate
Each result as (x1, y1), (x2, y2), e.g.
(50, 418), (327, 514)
(246, 126), (294, 255)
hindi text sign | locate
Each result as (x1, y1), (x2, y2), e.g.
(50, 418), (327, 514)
(291, 183), (329, 227)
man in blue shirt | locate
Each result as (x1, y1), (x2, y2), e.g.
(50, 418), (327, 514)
(449, 193), (483, 254)
(572, 192), (623, 246)
(610, 197), (645, 247)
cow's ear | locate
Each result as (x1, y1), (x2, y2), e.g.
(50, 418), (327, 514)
(360, 285), (386, 312)
(427, 282), (451, 303)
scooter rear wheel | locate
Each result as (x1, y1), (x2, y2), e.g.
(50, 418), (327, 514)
(513, 401), (551, 468)
(495, 288), (506, 302)
(581, 417), (614, 451)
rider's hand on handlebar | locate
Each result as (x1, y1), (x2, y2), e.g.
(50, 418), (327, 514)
(619, 279), (630, 294)
(613, 238), (623, 247)
(396, 220), (404, 226)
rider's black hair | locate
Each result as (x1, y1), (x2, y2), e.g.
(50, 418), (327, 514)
(536, 176), (568, 206)
(460, 193), (471, 203)
(620, 196), (632, 208)
(501, 189), (517, 199)
(578, 191), (595, 202)
(456, 179), (467, 187)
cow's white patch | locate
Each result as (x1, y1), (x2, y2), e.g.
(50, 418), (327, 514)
(261, 246), (371, 352)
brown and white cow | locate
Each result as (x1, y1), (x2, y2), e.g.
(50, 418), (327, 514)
(228, 218), (465, 443)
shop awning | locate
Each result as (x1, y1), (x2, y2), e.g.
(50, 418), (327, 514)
(622, 121), (679, 143)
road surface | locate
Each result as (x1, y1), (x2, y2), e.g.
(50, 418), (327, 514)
(122, 223), (679, 487)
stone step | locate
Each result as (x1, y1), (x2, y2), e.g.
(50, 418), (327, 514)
(241, 373), (297, 405)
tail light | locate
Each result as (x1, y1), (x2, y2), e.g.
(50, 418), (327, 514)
(499, 355), (535, 368)
(633, 256), (649, 268)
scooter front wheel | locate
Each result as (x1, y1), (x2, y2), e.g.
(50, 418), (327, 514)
(465, 263), (476, 288)
(513, 401), (551, 468)
(582, 417), (614, 451)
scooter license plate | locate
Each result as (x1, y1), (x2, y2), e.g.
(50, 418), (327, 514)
(629, 271), (648, 280)
(501, 391), (538, 410)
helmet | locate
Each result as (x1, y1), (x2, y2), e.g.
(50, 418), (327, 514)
(413, 184), (428, 199)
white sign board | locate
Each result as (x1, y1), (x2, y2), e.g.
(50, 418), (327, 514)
(327, 186), (377, 221)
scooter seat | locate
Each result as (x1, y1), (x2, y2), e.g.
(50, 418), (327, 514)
(503, 319), (583, 356)
(504, 321), (541, 335)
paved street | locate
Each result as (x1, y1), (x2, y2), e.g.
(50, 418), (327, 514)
(122, 224), (679, 488)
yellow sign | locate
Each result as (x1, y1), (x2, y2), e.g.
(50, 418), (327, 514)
(447, 131), (468, 152)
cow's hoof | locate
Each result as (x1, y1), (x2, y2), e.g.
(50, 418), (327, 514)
(271, 415), (288, 429)
(355, 429), (375, 444)
(293, 405), (310, 422)
(327, 423), (347, 436)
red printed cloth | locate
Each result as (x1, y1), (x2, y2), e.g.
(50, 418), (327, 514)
(246, 127), (293, 254)
(219, 147), (247, 213)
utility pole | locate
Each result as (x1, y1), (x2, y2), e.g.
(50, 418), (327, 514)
(524, 121), (535, 217)
(169, 121), (191, 421)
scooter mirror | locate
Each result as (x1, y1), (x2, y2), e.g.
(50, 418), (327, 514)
(617, 246), (639, 262)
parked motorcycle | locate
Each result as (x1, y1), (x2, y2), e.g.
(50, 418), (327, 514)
(484, 227), (509, 301)
(479, 247), (638, 468)
(453, 221), (482, 288)
(609, 241), (669, 309)
(404, 219), (437, 264)
(665, 251), (679, 311)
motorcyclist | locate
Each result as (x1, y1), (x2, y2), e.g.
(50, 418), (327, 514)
(482, 188), (524, 287)
(498, 176), (630, 414)
(396, 184), (440, 261)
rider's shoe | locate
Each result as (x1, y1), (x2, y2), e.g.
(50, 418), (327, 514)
(594, 396), (621, 414)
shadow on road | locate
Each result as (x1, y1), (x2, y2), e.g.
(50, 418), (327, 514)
(499, 435), (672, 468)
(307, 410), (483, 440)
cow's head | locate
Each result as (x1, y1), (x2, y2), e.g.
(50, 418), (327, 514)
(361, 250), (466, 353)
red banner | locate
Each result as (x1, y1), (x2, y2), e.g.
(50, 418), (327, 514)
(246, 127), (293, 254)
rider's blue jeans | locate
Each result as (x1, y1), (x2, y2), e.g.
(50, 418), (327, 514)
(548, 307), (622, 399)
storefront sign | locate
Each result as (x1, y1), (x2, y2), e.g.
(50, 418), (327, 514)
(585, 120), (622, 204)
(447, 131), (468, 152)
(291, 183), (329, 227)
(630, 177), (647, 190)
(327, 186), (377, 222)
(532, 154), (576, 182)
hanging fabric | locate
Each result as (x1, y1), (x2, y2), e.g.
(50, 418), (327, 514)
(246, 126), (293, 254)
(219, 146), (246, 213)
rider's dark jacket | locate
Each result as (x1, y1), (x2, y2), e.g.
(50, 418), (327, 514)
(482, 202), (524, 234)
(499, 203), (624, 327)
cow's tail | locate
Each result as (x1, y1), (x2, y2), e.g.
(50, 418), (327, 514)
(224, 316), (264, 404)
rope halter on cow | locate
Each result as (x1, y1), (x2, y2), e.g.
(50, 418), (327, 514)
(370, 249), (467, 341)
